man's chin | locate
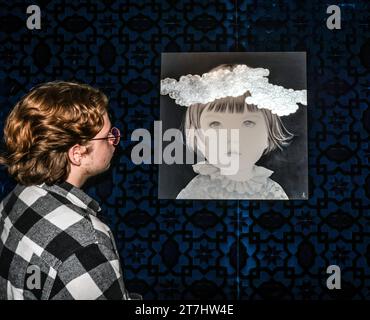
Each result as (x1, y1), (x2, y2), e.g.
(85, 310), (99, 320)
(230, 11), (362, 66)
(87, 163), (111, 177)
(100, 163), (111, 174)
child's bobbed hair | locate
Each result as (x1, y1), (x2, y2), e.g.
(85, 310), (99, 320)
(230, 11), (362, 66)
(184, 64), (294, 157)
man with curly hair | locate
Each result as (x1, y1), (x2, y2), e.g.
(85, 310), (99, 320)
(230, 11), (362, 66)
(0, 81), (130, 300)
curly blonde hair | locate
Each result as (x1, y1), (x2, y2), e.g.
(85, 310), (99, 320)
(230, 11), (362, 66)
(0, 81), (109, 186)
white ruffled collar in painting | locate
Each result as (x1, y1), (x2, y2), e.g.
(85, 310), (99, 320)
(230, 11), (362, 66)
(160, 64), (307, 116)
(192, 161), (274, 195)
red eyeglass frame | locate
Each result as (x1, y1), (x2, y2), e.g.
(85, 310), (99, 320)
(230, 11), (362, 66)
(91, 127), (121, 146)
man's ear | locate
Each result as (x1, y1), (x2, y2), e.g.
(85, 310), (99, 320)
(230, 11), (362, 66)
(67, 144), (88, 166)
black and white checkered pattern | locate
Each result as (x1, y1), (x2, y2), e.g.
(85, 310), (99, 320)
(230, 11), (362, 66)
(0, 181), (129, 300)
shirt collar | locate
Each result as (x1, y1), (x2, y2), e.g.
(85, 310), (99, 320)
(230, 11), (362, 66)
(38, 181), (101, 216)
(192, 161), (274, 194)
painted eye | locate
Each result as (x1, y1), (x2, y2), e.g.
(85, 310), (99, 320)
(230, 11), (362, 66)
(209, 121), (221, 128)
(243, 120), (256, 127)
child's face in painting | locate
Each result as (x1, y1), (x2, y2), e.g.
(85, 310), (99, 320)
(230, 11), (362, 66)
(199, 106), (269, 172)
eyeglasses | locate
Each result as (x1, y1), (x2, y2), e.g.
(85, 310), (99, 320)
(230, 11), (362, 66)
(91, 127), (121, 146)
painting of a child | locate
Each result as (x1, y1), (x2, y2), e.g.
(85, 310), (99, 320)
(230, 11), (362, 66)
(160, 58), (307, 200)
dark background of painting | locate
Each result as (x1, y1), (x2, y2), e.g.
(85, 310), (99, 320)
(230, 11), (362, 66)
(159, 52), (308, 199)
(0, 1), (369, 299)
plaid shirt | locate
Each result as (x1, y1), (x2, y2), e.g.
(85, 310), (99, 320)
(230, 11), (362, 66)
(0, 181), (129, 300)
